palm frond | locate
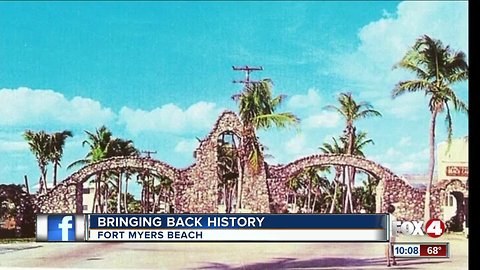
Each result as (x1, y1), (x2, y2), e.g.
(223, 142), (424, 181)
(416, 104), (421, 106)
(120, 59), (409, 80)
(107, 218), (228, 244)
(392, 80), (433, 98)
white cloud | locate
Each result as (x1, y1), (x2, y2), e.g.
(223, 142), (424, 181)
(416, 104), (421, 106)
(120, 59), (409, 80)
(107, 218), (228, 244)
(0, 139), (28, 152)
(285, 133), (307, 155)
(376, 92), (427, 120)
(282, 133), (319, 162)
(304, 111), (341, 129)
(174, 139), (199, 154)
(396, 161), (417, 172)
(119, 101), (223, 135)
(0, 87), (115, 127)
(287, 88), (322, 109)
(371, 146), (429, 174)
(358, 1), (467, 70)
(331, 1), (468, 99)
(398, 136), (411, 147)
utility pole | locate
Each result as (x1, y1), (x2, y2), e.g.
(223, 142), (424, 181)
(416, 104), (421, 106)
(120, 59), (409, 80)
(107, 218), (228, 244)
(24, 175), (30, 194)
(232, 65), (263, 86)
(141, 150), (157, 159)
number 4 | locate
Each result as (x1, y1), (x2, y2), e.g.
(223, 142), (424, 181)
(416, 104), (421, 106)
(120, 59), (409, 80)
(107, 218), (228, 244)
(426, 220), (444, 236)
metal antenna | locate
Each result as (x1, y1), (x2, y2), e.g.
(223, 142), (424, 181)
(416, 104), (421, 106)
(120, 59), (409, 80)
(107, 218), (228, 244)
(141, 150), (157, 159)
(232, 66), (263, 85)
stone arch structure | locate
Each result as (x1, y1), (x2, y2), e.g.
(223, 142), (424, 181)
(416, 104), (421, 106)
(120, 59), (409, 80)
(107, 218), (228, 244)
(36, 110), (270, 214)
(35, 110), (456, 219)
(35, 157), (182, 213)
(431, 179), (468, 220)
(180, 110), (269, 213)
(266, 154), (427, 220)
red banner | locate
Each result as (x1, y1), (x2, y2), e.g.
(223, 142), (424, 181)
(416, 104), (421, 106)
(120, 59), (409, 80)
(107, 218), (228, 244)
(446, 166), (468, 177)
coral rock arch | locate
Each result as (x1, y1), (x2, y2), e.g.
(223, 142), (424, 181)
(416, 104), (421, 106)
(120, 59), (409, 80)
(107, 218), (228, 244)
(266, 154), (428, 220)
(35, 157), (183, 213)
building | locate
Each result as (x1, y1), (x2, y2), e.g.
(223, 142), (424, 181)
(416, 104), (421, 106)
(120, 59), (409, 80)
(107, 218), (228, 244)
(437, 137), (468, 223)
(82, 181), (95, 213)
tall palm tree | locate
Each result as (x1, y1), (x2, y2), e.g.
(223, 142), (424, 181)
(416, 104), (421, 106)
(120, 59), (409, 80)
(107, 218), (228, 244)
(393, 35), (468, 220)
(300, 166), (330, 213)
(110, 138), (138, 213)
(232, 78), (299, 209)
(68, 126), (114, 213)
(326, 92), (381, 213)
(320, 137), (344, 213)
(320, 131), (376, 213)
(49, 130), (73, 186)
(137, 169), (159, 213)
(286, 175), (305, 213)
(23, 130), (51, 194)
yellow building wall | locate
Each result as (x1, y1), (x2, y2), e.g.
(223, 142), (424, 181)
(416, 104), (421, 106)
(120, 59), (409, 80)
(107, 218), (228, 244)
(437, 137), (468, 182)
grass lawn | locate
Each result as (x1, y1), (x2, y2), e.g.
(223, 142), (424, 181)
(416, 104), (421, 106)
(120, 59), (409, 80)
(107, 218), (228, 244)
(0, 237), (35, 244)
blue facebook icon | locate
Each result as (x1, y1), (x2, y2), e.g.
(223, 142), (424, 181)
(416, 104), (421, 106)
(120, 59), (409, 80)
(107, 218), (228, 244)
(47, 215), (75, 241)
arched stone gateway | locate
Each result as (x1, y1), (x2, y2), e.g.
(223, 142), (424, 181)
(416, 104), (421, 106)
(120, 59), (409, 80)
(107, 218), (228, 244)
(266, 154), (428, 220)
(431, 179), (468, 221)
(35, 157), (183, 213)
(35, 110), (465, 220)
(35, 111), (270, 214)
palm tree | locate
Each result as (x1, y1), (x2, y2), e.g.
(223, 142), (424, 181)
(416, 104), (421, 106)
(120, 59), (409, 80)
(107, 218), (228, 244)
(68, 126), (114, 213)
(326, 92), (381, 213)
(24, 130), (51, 194)
(393, 35), (468, 220)
(339, 131), (375, 211)
(320, 130), (376, 213)
(232, 78), (299, 209)
(301, 166), (330, 213)
(49, 130), (73, 186)
(320, 137), (344, 213)
(286, 175), (304, 213)
(153, 175), (173, 213)
(137, 169), (159, 213)
(110, 139), (138, 213)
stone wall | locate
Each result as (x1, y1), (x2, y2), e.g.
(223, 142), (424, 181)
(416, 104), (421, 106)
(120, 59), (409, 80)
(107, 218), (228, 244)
(34, 111), (467, 218)
(35, 110), (271, 214)
(265, 154), (463, 221)
(431, 179), (468, 220)
(35, 157), (182, 213)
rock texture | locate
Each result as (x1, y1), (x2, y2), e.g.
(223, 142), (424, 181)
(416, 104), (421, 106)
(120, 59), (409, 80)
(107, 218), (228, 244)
(34, 111), (467, 220)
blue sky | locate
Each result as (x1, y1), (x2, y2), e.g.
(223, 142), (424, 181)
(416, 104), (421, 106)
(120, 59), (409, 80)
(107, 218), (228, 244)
(0, 1), (468, 195)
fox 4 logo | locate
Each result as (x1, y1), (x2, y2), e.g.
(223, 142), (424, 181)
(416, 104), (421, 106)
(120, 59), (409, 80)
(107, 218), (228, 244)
(393, 218), (445, 238)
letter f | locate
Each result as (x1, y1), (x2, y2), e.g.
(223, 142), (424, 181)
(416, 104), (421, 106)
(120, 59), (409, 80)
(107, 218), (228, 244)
(59, 216), (73, 241)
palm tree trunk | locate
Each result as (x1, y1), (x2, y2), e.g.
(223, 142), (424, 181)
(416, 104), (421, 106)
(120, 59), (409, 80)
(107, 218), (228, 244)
(293, 194), (297, 212)
(236, 160), (244, 212)
(53, 162), (58, 186)
(330, 167), (341, 213)
(223, 184), (227, 212)
(157, 186), (163, 212)
(312, 192), (317, 213)
(425, 110), (438, 221)
(94, 174), (100, 213)
(307, 177), (312, 213)
(37, 175), (44, 195)
(117, 172), (122, 213)
(39, 164), (48, 193)
(330, 181), (338, 213)
(153, 190), (159, 213)
(144, 180), (148, 213)
(342, 166), (347, 213)
(124, 175), (129, 213)
(349, 167), (356, 212)
(141, 185), (145, 213)
(103, 182), (108, 213)
(344, 179), (351, 213)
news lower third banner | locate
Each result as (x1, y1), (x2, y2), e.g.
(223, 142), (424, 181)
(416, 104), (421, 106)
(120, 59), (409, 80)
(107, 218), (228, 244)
(37, 214), (388, 242)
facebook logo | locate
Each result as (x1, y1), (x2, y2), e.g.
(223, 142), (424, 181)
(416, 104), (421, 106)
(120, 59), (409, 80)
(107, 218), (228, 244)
(36, 214), (85, 242)
(48, 215), (75, 241)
